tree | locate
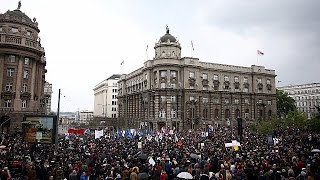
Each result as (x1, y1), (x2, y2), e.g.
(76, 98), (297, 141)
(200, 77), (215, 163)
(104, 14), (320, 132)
(276, 89), (297, 118)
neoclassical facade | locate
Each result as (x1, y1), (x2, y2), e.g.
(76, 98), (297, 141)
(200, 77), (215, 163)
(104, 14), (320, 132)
(278, 83), (320, 119)
(93, 74), (121, 118)
(0, 3), (47, 132)
(117, 27), (276, 130)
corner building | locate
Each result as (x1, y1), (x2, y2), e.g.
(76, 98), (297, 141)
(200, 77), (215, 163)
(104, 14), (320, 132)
(118, 28), (276, 130)
(0, 5), (47, 132)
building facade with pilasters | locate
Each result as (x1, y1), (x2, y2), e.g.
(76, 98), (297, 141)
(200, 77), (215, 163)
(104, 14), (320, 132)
(0, 3), (47, 132)
(117, 27), (276, 131)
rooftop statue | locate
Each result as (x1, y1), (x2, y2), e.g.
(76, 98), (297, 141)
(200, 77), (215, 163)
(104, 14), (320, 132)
(17, 1), (22, 10)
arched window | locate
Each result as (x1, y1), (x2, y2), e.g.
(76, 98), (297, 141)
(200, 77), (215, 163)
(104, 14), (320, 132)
(245, 109), (250, 119)
(268, 110), (272, 119)
(235, 109), (240, 118)
(203, 108), (208, 120)
(172, 51), (175, 57)
(162, 51), (166, 57)
(225, 109), (230, 119)
(214, 109), (219, 119)
(259, 109), (263, 119)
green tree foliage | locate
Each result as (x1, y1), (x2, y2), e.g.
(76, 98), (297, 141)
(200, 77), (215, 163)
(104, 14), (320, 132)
(276, 89), (297, 117)
(254, 112), (309, 134)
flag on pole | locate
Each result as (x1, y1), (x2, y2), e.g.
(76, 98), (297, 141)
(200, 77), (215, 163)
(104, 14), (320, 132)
(191, 41), (194, 51)
(120, 60), (124, 65)
(257, 50), (264, 55)
(146, 45), (148, 52)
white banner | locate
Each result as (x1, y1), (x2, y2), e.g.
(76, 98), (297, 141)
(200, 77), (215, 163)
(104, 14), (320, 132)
(95, 130), (104, 139)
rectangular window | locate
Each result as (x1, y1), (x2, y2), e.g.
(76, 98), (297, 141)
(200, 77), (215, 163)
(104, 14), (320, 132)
(27, 31), (31, 36)
(189, 72), (195, 78)
(161, 96), (166, 102)
(189, 96), (195, 101)
(224, 75), (229, 82)
(170, 96), (176, 102)
(203, 87), (208, 90)
(11, 27), (19, 33)
(225, 98), (230, 104)
(0, 27), (2, 31)
(8, 55), (16, 63)
(203, 97), (209, 103)
(244, 77), (248, 83)
(4, 100), (12, 107)
(170, 71), (176, 78)
(245, 98), (249, 104)
(202, 74), (208, 80)
(267, 100), (272, 105)
(23, 70), (29, 79)
(234, 99), (239, 104)
(22, 83), (28, 92)
(234, 76), (239, 82)
(24, 58), (30, 65)
(5, 83), (13, 91)
(171, 110), (176, 118)
(258, 99), (263, 104)
(159, 110), (166, 118)
(160, 82), (166, 88)
(145, 74), (148, 80)
(213, 75), (219, 81)
(7, 68), (14, 77)
(160, 71), (167, 78)
(22, 100), (27, 108)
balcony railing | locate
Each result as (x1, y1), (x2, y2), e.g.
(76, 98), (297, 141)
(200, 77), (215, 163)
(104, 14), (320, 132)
(0, 107), (14, 112)
(0, 34), (44, 52)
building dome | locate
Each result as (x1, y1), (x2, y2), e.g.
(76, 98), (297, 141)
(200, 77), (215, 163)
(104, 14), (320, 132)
(0, 2), (39, 32)
(3, 9), (33, 24)
(159, 26), (177, 43)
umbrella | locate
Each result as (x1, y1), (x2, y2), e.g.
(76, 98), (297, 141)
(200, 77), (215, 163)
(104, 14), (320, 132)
(138, 154), (148, 160)
(177, 172), (193, 179)
(0, 145), (6, 149)
(190, 153), (200, 159)
(311, 149), (320, 153)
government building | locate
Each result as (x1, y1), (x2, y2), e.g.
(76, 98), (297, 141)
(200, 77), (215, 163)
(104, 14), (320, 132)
(117, 27), (277, 131)
(278, 83), (320, 119)
(93, 74), (120, 119)
(0, 3), (47, 132)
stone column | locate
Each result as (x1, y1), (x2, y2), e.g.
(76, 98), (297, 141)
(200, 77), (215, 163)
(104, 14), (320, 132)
(30, 60), (37, 110)
(0, 55), (4, 91)
(154, 93), (159, 128)
(14, 56), (23, 111)
(167, 97), (171, 128)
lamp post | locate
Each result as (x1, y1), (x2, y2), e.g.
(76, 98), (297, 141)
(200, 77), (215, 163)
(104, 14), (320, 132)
(55, 89), (61, 151)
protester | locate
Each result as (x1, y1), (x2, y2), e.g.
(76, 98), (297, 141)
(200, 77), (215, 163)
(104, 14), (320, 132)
(0, 124), (319, 179)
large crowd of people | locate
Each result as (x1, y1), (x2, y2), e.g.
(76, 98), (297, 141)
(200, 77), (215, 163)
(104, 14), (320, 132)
(0, 125), (319, 180)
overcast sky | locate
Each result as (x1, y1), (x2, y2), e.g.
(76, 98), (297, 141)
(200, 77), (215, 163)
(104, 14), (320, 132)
(1, 0), (319, 112)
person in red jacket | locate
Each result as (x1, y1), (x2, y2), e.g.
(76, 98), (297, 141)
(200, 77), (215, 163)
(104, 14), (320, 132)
(160, 170), (168, 180)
